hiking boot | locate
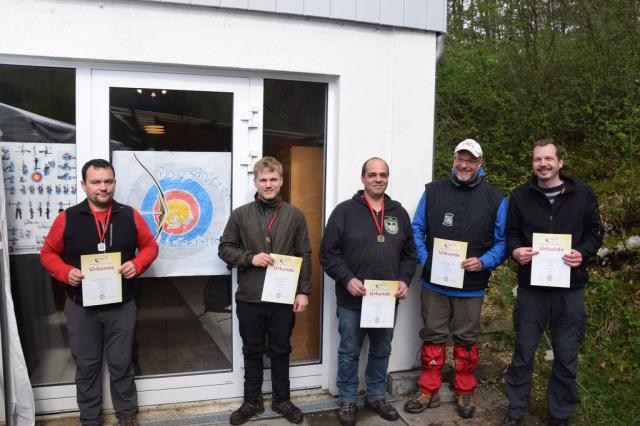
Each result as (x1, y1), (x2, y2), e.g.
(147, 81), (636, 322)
(365, 398), (399, 421)
(117, 416), (138, 426)
(403, 391), (441, 413)
(502, 414), (523, 425)
(548, 417), (570, 426)
(456, 394), (475, 418)
(229, 398), (265, 425)
(337, 402), (357, 426)
(272, 400), (304, 424)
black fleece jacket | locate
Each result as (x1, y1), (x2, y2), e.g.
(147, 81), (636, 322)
(320, 190), (417, 310)
(506, 175), (603, 289)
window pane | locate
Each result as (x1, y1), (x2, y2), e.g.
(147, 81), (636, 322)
(0, 64), (77, 385)
(263, 79), (326, 363)
(109, 87), (233, 376)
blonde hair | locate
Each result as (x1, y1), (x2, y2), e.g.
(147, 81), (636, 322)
(253, 156), (283, 177)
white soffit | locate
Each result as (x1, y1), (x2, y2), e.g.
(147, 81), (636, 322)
(134, 0), (447, 33)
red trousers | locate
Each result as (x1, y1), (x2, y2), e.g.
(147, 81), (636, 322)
(417, 342), (478, 395)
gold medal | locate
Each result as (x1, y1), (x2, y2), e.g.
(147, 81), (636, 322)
(377, 235), (385, 243)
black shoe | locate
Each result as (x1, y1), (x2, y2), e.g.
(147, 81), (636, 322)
(337, 402), (357, 426)
(229, 399), (265, 425)
(365, 398), (399, 421)
(502, 414), (523, 426)
(548, 417), (569, 426)
(403, 391), (441, 413)
(456, 394), (475, 419)
(272, 400), (304, 424)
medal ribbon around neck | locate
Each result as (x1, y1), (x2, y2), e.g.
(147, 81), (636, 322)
(90, 204), (112, 250)
(363, 194), (384, 240)
(265, 204), (281, 243)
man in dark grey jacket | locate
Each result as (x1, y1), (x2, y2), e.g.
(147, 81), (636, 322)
(320, 157), (416, 426)
(219, 156), (311, 425)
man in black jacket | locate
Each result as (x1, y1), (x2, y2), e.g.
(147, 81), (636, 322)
(502, 139), (603, 426)
(320, 157), (416, 426)
(219, 156), (311, 425)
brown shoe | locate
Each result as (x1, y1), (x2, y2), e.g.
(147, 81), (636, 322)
(337, 402), (357, 426)
(365, 398), (399, 421)
(456, 394), (475, 418)
(272, 400), (304, 424)
(403, 391), (441, 413)
(118, 416), (138, 426)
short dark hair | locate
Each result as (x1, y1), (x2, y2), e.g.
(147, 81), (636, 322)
(82, 159), (115, 181)
(534, 138), (563, 160)
(361, 157), (389, 177)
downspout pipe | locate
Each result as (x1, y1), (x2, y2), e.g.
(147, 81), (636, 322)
(431, 32), (446, 181)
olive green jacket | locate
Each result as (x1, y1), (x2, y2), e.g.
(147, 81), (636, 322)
(218, 199), (312, 303)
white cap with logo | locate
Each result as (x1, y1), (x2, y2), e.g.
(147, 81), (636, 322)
(454, 139), (483, 158)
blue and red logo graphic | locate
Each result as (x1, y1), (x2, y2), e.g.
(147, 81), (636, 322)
(140, 178), (213, 242)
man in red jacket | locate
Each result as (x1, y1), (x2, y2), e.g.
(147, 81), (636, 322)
(41, 159), (158, 426)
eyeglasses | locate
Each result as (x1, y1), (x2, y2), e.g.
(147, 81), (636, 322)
(453, 156), (482, 166)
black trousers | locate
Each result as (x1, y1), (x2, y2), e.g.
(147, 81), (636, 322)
(505, 287), (587, 420)
(236, 301), (295, 405)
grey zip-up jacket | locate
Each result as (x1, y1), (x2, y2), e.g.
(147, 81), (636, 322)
(218, 197), (312, 303)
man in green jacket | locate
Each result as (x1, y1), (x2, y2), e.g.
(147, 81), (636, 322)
(218, 156), (312, 425)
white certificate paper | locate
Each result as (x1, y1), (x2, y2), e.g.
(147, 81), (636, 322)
(430, 238), (468, 288)
(360, 280), (398, 328)
(531, 233), (572, 288)
(81, 252), (122, 307)
(261, 254), (302, 305)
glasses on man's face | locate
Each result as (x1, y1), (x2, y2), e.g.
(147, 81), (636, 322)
(453, 156), (481, 166)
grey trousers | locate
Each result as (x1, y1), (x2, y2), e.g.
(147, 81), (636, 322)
(419, 287), (484, 345)
(65, 298), (138, 423)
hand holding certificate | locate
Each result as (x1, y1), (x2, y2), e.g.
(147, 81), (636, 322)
(531, 233), (572, 288)
(430, 238), (468, 288)
(81, 252), (122, 307)
(261, 254), (302, 305)
(360, 280), (398, 328)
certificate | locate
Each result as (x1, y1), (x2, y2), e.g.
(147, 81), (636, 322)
(531, 233), (572, 288)
(261, 254), (302, 304)
(430, 238), (468, 288)
(360, 280), (398, 328)
(81, 252), (122, 307)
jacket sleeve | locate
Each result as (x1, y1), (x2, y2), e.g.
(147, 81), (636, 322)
(398, 209), (417, 285)
(479, 197), (508, 270)
(294, 211), (313, 295)
(218, 210), (254, 269)
(319, 207), (355, 287)
(575, 185), (604, 260)
(506, 191), (526, 256)
(411, 192), (429, 266)
(131, 209), (159, 275)
(40, 211), (74, 284)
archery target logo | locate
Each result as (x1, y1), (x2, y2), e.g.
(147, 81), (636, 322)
(140, 178), (213, 242)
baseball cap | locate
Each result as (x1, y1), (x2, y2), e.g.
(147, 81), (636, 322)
(454, 139), (483, 158)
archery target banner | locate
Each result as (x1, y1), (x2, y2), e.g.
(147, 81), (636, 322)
(113, 151), (231, 277)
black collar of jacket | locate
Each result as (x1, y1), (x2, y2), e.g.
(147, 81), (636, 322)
(527, 174), (576, 195)
(77, 198), (126, 215)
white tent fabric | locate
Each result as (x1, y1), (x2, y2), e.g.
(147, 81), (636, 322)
(0, 168), (35, 425)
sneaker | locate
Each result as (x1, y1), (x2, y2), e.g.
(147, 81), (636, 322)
(117, 416), (138, 426)
(403, 391), (441, 413)
(365, 398), (399, 421)
(229, 399), (265, 425)
(502, 414), (523, 425)
(337, 402), (357, 426)
(456, 394), (475, 418)
(548, 417), (570, 426)
(272, 400), (304, 424)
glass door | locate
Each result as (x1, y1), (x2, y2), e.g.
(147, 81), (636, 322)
(83, 70), (251, 408)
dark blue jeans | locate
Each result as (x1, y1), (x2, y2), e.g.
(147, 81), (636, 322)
(505, 287), (587, 420)
(336, 305), (394, 403)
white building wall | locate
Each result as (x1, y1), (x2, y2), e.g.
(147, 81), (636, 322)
(0, 0), (435, 397)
